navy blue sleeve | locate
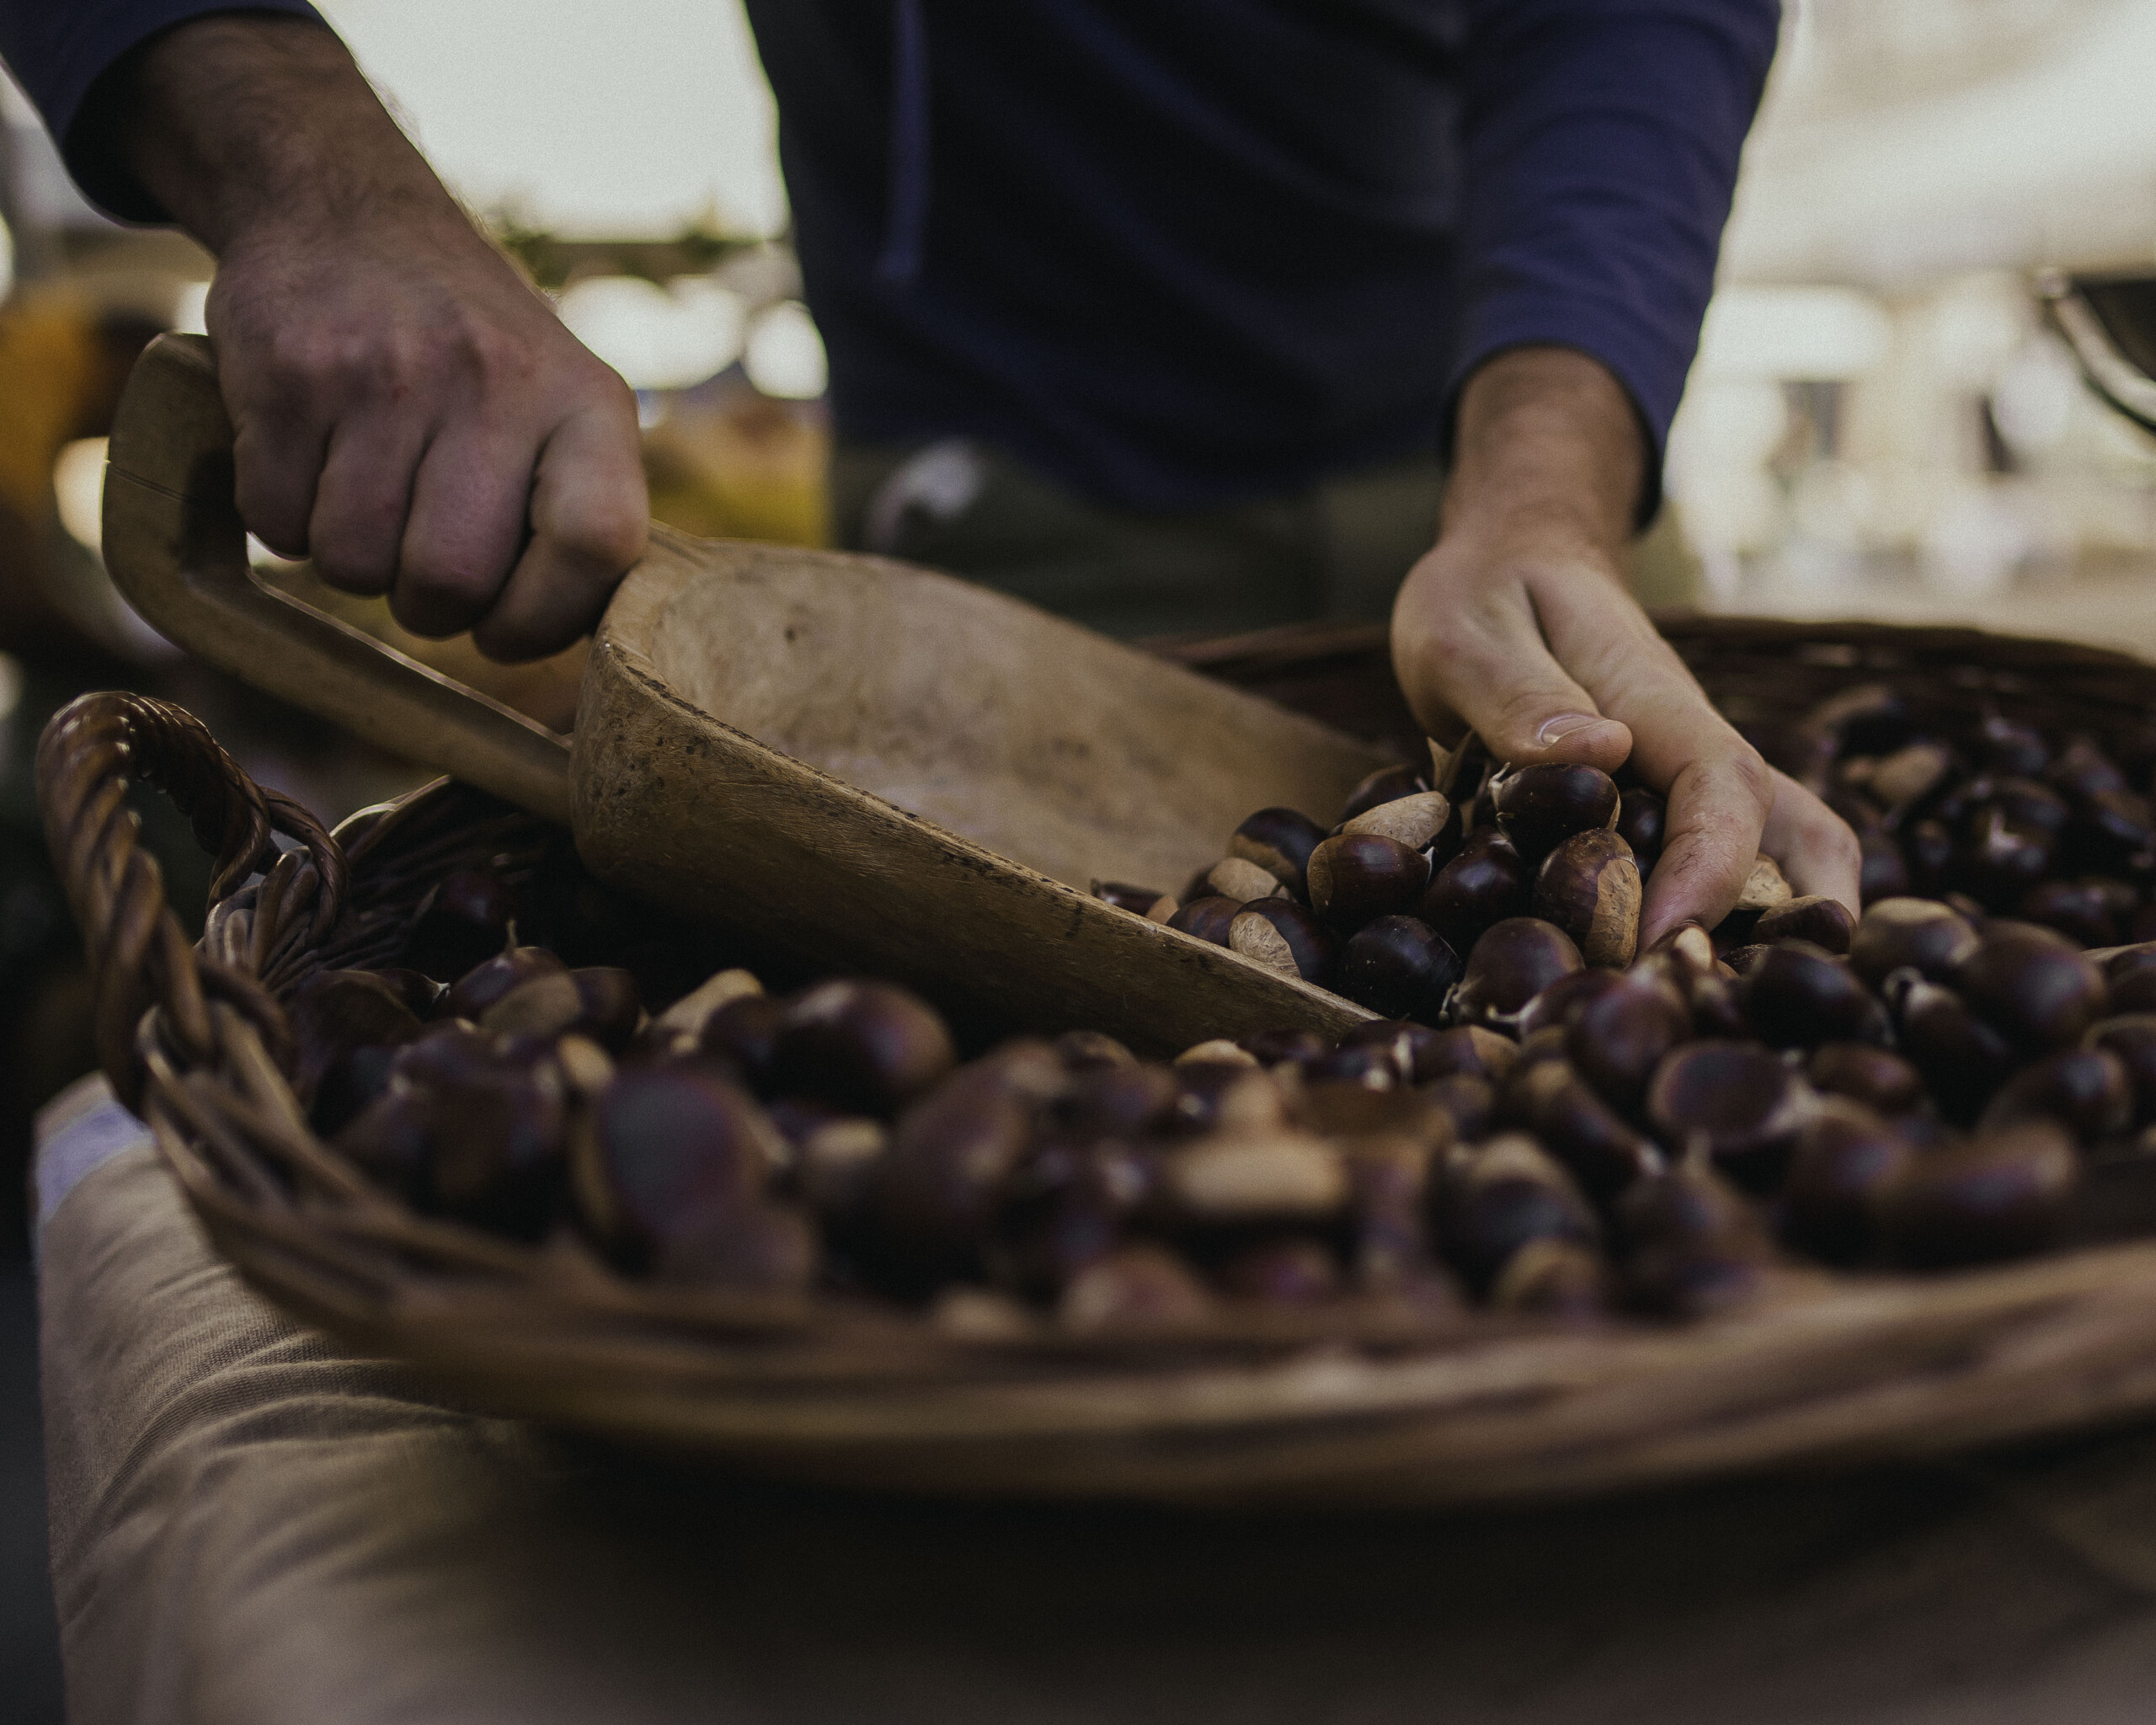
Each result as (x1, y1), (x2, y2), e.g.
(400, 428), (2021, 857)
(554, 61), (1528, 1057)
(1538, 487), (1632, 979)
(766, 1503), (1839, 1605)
(0, 2), (322, 220)
(1451, 0), (1780, 512)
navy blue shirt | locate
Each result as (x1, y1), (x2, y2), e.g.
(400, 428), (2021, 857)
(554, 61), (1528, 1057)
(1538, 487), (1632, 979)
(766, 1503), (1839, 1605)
(3, 0), (1777, 513)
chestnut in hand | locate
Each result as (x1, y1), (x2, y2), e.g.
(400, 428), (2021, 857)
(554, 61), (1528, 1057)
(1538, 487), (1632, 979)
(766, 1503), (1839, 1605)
(1753, 895), (1854, 955)
(1532, 828), (1641, 968)
(1334, 915), (1460, 1021)
(1306, 833), (1432, 932)
(1492, 763), (1620, 860)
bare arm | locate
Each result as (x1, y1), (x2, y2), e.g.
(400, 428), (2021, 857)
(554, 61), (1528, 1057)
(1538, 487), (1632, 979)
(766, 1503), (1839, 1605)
(120, 13), (646, 660)
(1390, 345), (1860, 943)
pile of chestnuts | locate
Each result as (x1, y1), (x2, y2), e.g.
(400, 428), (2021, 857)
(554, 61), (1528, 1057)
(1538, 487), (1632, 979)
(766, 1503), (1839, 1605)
(283, 686), (2156, 1331)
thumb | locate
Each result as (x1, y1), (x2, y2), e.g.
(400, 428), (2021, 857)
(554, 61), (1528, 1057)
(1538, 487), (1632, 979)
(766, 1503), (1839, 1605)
(1392, 576), (1633, 772)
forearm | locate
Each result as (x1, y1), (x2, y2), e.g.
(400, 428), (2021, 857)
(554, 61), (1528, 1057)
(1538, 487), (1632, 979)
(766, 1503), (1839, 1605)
(124, 13), (462, 253)
(1442, 346), (1646, 555)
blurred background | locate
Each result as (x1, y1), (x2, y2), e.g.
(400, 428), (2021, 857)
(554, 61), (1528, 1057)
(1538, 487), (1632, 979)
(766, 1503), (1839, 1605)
(9, 0), (2156, 1706)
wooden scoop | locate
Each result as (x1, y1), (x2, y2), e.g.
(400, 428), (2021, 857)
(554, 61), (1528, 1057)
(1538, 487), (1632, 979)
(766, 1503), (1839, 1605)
(103, 334), (1389, 1050)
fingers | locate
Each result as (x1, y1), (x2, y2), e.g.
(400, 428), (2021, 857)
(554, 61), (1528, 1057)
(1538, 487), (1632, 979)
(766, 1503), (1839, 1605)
(395, 422), (536, 638)
(1391, 561), (1633, 773)
(230, 404), (325, 559)
(1636, 738), (1776, 948)
(471, 394), (648, 663)
(308, 409), (430, 595)
(1762, 769), (1864, 915)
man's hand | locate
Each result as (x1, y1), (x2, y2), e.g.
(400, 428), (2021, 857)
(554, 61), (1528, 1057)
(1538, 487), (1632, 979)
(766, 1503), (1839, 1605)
(122, 15), (646, 661)
(1392, 346), (1859, 946)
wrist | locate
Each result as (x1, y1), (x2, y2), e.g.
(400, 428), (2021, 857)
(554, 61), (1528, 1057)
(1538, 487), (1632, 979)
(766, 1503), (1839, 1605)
(1442, 346), (1646, 556)
(125, 14), (459, 254)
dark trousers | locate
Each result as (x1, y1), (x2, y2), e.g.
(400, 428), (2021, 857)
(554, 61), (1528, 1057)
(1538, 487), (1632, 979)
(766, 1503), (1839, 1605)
(828, 440), (1445, 640)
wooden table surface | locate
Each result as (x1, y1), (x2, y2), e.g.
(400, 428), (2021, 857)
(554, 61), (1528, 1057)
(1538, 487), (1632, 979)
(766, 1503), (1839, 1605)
(35, 1083), (2156, 1725)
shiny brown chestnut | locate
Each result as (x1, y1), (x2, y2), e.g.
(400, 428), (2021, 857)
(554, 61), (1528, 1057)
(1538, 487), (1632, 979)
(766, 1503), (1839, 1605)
(1342, 791), (1454, 854)
(1334, 914), (1460, 1021)
(1849, 897), (1980, 987)
(2017, 879), (2125, 948)
(1753, 895), (1855, 955)
(1976, 1047), (2132, 1141)
(1337, 1017), (1454, 1083)
(1166, 894), (1241, 947)
(1412, 1024), (1520, 1085)
(2047, 736), (2129, 803)
(1417, 826), (1529, 952)
(1430, 1132), (1599, 1295)
(1876, 1120), (2079, 1269)
(1566, 969), (1692, 1113)
(1893, 977), (2015, 1124)
(1054, 1028), (1138, 1071)
(1453, 916), (1585, 1023)
(1978, 713), (2051, 777)
(574, 1065), (780, 1259)
(1092, 879), (1171, 916)
(1532, 828), (1641, 968)
(447, 945), (567, 1021)
(1307, 833), (1432, 932)
(873, 1058), (1052, 1289)
(1645, 1039), (1819, 1192)
(1338, 763), (1430, 825)
(1514, 967), (1625, 1040)
(769, 980), (958, 1116)
(1744, 942), (1888, 1049)
(1204, 856), (1289, 904)
(1807, 1041), (1926, 1114)
(1614, 787), (1666, 867)
(1237, 1028), (1331, 1070)
(1953, 806), (2053, 911)
(1780, 1099), (1917, 1264)
(1508, 1060), (1664, 1204)
(1492, 763), (1620, 859)
(1227, 806), (1330, 895)
(2086, 1015), (2156, 1127)
(403, 866), (518, 980)
(1422, 1073), (1497, 1140)
(1614, 1162), (1779, 1317)
(483, 966), (643, 1052)
(699, 992), (788, 1087)
(1230, 899), (1342, 986)
(1955, 922), (2107, 1053)
(417, 1044), (573, 1241)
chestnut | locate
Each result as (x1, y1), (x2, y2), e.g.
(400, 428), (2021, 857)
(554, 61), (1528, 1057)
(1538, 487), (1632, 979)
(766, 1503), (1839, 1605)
(288, 968), (424, 1103)
(1227, 806), (1330, 896)
(1337, 1018), (1454, 1084)
(1051, 1060), (1180, 1139)
(1053, 1028), (1137, 1072)
(1894, 978), (2016, 1124)
(2086, 1015), (2156, 1126)
(1513, 967), (1625, 1040)
(374, 967), (448, 1021)
(1614, 1162), (1779, 1317)
(770, 980), (958, 1117)
(2018, 879), (2127, 948)
(1306, 832), (1432, 932)
(1417, 827), (1529, 951)
(1508, 1060), (1663, 1204)
(1531, 828), (1641, 967)
(1167, 895), (1242, 946)
(1866, 740), (1956, 815)
(651, 967), (762, 1040)
(1645, 1040), (1818, 1192)
(1744, 942), (1888, 1049)
(446, 945), (566, 1021)
(1953, 806), (2052, 911)
(1884, 825), (1939, 900)
(1176, 1038), (1259, 1069)
(993, 1139), (1152, 1297)
(575, 1065), (778, 1258)
(1735, 853), (1795, 916)
(1410, 1024), (1519, 1085)
(1492, 763), (1620, 859)
(1238, 1028), (1331, 1070)
(1230, 899), (1342, 986)
(1979, 714), (2051, 777)
(403, 866), (518, 980)
(2112, 967), (2156, 1017)
(1334, 914), (1459, 1020)
(1216, 1236), (1342, 1306)
(1423, 1073), (1497, 1141)
(2064, 788), (2156, 874)
(1339, 763), (1430, 825)
(1093, 879), (1172, 917)
(1059, 1244), (1213, 1329)
(483, 966), (643, 1052)
(1686, 972), (1751, 1040)
(1849, 897), (1980, 987)
(1565, 969), (1691, 1113)
(1780, 1099), (1916, 1264)
(2047, 737), (2129, 803)
(1806, 1041), (1926, 1115)
(1303, 1042), (1405, 1090)
(1877, 1120), (2078, 1269)
(1955, 922), (2107, 1053)
(1488, 1237), (1611, 1317)
(1453, 917), (1584, 1023)
(1342, 791), (1454, 854)
(1161, 1130), (1348, 1225)
(1614, 788), (1666, 867)
(1170, 1063), (1289, 1135)
(700, 992), (788, 1088)
(873, 1060), (1047, 1288)
(1431, 1133), (1599, 1295)
(1204, 856), (1289, 905)
(418, 1045), (572, 1240)
(1753, 895), (1854, 955)
(1976, 1047), (2132, 1141)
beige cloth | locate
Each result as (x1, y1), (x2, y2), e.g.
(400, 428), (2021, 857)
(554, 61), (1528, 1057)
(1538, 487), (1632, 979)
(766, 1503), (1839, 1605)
(40, 1094), (2156, 1723)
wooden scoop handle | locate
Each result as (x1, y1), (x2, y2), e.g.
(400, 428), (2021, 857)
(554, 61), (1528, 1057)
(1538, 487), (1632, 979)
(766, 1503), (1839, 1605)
(100, 334), (574, 825)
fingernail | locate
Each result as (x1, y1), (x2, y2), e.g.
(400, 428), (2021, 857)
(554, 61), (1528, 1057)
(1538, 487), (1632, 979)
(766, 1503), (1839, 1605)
(1536, 713), (1607, 745)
